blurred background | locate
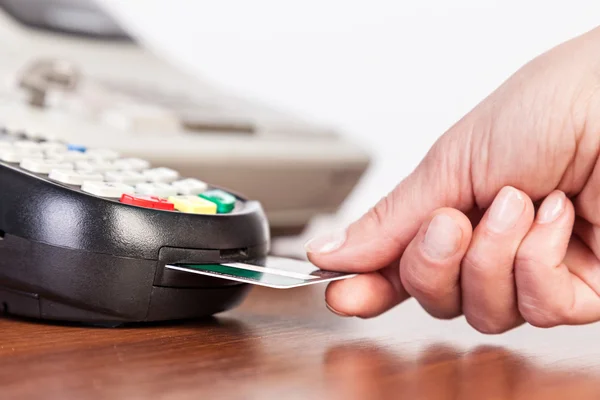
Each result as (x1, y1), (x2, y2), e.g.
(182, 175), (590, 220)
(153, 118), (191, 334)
(0, 0), (599, 255)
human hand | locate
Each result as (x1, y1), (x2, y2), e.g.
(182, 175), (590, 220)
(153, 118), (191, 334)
(305, 26), (600, 333)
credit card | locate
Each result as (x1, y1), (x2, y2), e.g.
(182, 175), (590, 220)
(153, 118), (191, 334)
(166, 256), (357, 289)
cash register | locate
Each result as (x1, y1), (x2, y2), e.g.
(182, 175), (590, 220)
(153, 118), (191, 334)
(0, 0), (370, 237)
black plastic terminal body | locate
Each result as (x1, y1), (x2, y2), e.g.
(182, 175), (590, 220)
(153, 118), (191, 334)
(0, 163), (270, 324)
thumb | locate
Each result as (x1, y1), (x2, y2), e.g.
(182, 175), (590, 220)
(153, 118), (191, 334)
(306, 127), (476, 272)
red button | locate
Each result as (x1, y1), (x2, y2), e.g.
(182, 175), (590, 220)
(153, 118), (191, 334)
(120, 194), (175, 211)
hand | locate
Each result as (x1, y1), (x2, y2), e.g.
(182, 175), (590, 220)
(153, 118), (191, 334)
(305, 26), (600, 334)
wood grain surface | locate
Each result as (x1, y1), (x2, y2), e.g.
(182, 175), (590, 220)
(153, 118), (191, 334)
(1, 284), (600, 399)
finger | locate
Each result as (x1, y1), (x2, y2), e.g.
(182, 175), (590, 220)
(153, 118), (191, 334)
(561, 237), (600, 323)
(325, 265), (410, 318)
(573, 156), (600, 259)
(516, 192), (600, 326)
(563, 230), (600, 300)
(400, 208), (473, 319)
(514, 191), (576, 326)
(571, 217), (600, 257)
(305, 127), (477, 273)
(574, 153), (600, 233)
(461, 186), (535, 334)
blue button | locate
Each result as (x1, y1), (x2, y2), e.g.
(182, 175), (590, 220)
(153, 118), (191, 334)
(67, 144), (87, 153)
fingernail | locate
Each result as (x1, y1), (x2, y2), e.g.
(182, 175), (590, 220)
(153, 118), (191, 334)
(325, 301), (350, 317)
(487, 187), (525, 233)
(304, 229), (347, 254)
(537, 191), (566, 224)
(422, 214), (462, 259)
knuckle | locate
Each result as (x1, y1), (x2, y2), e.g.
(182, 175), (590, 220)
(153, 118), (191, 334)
(514, 256), (569, 327)
(513, 251), (541, 272)
(517, 292), (564, 328)
(366, 191), (396, 228)
(364, 191), (403, 247)
(402, 262), (450, 302)
(461, 251), (498, 278)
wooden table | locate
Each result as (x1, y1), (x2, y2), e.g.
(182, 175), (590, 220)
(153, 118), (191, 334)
(1, 283), (600, 399)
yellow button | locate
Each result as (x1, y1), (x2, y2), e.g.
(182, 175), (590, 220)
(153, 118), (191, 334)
(167, 195), (217, 214)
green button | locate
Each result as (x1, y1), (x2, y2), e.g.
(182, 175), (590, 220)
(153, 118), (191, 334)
(199, 189), (236, 213)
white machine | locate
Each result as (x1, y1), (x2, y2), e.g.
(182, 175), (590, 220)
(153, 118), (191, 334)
(0, 0), (370, 236)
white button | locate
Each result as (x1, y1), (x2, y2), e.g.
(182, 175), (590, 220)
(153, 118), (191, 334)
(142, 167), (179, 183)
(113, 158), (151, 171)
(49, 170), (104, 185)
(75, 160), (118, 172)
(0, 149), (44, 163)
(81, 181), (134, 198)
(172, 178), (208, 195)
(105, 170), (147, 184)
(13, 141), (40, 150)
(135, 182), (178, 198)
(46, 149), (88, 161)
(86, 149), (120, 160)
(20, 158), (73, 174)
